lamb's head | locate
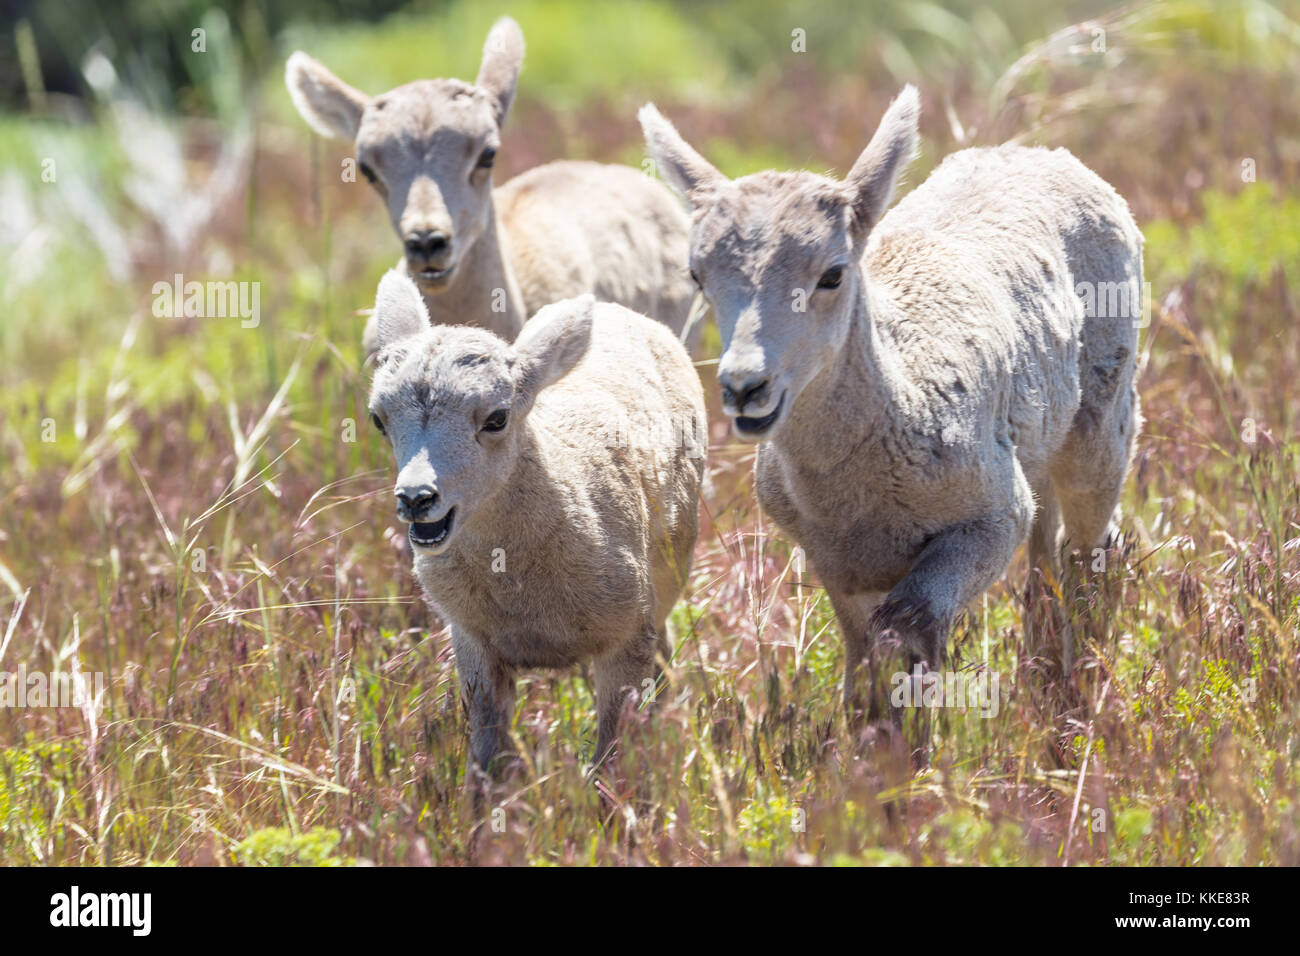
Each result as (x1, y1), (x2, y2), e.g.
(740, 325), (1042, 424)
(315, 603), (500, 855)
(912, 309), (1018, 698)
(639, 86), (919, 442)
(286, 17), (525, 293)
(367, 272), (593, 554)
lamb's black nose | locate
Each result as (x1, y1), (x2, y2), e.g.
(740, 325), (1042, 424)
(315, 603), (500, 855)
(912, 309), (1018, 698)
(720, 377), (769, 413)
(404, 230), (450, 259)
(395, 487), (439, 521)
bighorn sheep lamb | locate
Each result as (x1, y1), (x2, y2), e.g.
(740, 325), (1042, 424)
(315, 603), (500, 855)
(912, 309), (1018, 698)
(287, 17), (697, 355)
(367, 270), (706, 773)
(640, 87), (1142, 727)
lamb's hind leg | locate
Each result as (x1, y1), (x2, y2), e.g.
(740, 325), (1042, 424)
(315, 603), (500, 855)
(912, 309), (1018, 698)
(589, 629), (662, 831)
(1051, 450), (1128, 561)
(1047, 382), (1140, 682)
(1056, 232), (1142, 558)
(1028, 482), (1063, 575)
(1025, 482), (1068, 666)
(1051, 382), (1139, 563)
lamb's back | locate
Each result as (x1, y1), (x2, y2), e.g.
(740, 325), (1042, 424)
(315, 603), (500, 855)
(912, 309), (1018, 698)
(533, 301), (705, 504)
(864, 145), (1139, 472)
(497, 161), (695, 333)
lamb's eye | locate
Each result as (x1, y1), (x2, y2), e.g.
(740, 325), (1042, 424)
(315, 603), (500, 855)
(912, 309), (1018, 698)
(358, 161), (378, 185)
(817, 266), (844, 290)
(370, 412), (386, 435)
(689, 269), (702, 289)
(476, 147), (497, 169)
(481, 409), (508, 433)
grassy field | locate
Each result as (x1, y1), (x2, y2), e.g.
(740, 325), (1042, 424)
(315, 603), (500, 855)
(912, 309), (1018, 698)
(1, 0), (1299, 865)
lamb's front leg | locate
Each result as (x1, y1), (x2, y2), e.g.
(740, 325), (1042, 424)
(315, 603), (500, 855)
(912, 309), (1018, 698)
(874, 513), (1027, 663)
(827, 588), (886, 727)
(870, 512), (1028, 756)
(451, 629), (517, 780)
(591, 631), (660, 771)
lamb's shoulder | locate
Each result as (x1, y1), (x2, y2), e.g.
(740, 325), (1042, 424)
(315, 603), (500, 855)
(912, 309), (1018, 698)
(868, 223), (1070, 360)
(759, 397), (1027, 596)
(497, 160), (677, 217)
(864, 243), (1019, 433)
(756, 441), (929, 593)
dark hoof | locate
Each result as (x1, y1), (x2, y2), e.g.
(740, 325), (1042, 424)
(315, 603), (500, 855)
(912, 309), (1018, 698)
(871, 594), (944, 662)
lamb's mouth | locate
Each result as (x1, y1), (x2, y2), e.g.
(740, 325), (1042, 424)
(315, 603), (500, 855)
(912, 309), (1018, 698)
(412, 264), (454, 287)
(409, 508), (456, 551)
(734, 392), (786, 439)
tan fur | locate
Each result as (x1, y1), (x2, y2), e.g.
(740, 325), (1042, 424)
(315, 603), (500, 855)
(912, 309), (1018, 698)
(285, 18), (695, 354)
(641, 88), (1143, 726)
(367, 271), (705, 774)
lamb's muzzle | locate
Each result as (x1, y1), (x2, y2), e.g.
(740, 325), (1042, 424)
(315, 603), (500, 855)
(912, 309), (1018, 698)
(409, 510), (455, 552)
(718, 338), (787, 438)
(394, 484), (439, 521)
(732, 390), (786, 440)
(404, 229), (454, 286)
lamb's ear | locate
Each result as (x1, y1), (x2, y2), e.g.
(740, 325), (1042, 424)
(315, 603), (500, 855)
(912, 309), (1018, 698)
(845, 85), (920, 239)
(373, 270), (429, 351)
(511, 294), (595, 409)
(639, 103), (726, 203)
(476, 17), (525, 127)
(285, 51), (371, 141)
